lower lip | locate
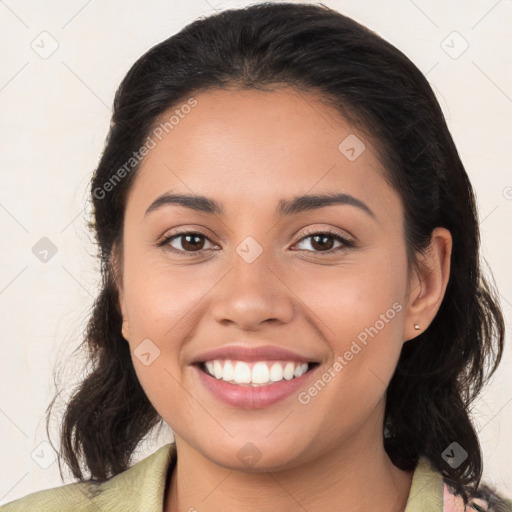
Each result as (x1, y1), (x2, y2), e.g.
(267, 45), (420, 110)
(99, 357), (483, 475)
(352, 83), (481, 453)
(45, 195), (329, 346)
(193, 364), (319, 409)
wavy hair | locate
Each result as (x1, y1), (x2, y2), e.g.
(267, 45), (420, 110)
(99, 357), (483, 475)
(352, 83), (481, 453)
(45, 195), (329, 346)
(46, 2), (506, 506)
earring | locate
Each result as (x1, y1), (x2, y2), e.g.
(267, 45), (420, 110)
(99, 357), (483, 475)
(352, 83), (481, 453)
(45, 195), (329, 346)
(414, 323), (420, 330)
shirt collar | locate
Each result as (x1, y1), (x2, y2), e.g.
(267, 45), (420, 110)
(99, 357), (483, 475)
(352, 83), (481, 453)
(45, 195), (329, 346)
(403, 456), (444, 512)
(89, 443), (177, 511)
(89, 444), (443, 511)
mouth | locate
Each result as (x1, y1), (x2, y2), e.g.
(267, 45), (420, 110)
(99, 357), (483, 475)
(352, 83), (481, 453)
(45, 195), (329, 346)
(192, 359), (322, 409)
(194, 360), (321, 387)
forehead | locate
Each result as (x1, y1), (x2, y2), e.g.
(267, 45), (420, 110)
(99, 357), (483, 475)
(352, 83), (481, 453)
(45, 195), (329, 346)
(125, 87), (401, 222)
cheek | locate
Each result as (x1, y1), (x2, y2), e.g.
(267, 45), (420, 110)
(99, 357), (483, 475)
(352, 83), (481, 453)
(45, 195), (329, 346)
(121, 260), (193, 410)
(122, 245), (210, 338)
(121, 256), (219, 412)
(290, 250), (407, 396)
(291, 251), (407, 342)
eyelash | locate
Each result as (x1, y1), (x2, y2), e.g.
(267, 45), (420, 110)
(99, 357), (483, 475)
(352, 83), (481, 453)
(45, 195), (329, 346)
(156, 228), (356, 256)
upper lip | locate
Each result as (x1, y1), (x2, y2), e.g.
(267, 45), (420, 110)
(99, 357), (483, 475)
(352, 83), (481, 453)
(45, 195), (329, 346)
(191, 344), (320, 364)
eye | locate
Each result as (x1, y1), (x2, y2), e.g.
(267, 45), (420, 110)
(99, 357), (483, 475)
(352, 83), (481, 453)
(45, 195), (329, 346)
(293, 228), (355, 253)
(157, 227), (355, 256)
(157, 230), (218, 255)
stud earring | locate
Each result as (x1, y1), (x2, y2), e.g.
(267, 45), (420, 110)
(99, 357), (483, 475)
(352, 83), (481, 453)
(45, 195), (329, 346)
(414, 323), (420, 330)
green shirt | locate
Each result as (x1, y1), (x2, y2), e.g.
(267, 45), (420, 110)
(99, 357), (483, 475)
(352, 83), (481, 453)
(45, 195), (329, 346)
(0, 443), (509, 511)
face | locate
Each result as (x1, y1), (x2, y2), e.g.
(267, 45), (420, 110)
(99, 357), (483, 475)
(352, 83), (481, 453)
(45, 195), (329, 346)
(115, 87), (441, 471)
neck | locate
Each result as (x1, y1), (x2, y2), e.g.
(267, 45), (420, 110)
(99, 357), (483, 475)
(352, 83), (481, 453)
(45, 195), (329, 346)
(164, 428), (413, 512)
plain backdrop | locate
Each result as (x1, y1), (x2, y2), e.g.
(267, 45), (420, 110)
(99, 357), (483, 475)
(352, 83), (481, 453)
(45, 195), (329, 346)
(0, 0), (511, 504)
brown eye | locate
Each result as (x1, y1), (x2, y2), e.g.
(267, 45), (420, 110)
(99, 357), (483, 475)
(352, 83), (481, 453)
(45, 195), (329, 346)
(309, 233), (335, 251)
(157, 228), (355, 257)
(158, 231), (217, 255)
(176, 233), (206, 252)
(294, 229), (355, 253)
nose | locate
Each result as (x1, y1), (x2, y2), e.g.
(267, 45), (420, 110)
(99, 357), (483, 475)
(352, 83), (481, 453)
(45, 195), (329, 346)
(210, 251), (295, 331)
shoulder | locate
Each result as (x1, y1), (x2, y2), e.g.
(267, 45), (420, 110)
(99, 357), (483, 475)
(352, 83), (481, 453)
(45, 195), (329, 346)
(0, 481), (98, 512)
(404, 457), (512, 512)
(0, 443), (177, 512)
(444, 483), (512, 512)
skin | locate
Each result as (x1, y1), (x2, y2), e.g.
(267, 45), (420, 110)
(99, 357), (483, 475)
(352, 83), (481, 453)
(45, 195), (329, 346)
(114, 86), (452, 512)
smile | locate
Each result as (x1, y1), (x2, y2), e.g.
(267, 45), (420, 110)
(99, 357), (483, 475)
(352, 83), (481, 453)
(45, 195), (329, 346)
(193, 360), (320, 408)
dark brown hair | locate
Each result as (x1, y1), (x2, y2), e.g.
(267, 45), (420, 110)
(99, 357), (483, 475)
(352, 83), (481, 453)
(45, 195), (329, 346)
(46, 2), (507, 507)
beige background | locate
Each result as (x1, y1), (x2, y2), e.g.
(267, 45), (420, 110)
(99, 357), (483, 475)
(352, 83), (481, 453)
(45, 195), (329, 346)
(0, 0), (511, 504)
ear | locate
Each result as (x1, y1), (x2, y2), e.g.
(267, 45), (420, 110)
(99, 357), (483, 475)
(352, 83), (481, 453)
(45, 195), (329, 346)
(403, 227), (452, 342)
(110, 242), (130, 341)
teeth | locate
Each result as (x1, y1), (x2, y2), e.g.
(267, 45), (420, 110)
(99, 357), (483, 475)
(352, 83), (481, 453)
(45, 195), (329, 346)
(203, 360), (310, 386)
(233, 361), (252, 384)
(223, 360), (235, 381)
(213, 360), (223, 380)
(252, 362), (269, 384)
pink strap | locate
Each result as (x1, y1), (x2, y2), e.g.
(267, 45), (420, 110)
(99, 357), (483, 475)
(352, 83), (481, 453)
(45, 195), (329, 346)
(443, 482), (466, 511)
(443, 482), (489, 511)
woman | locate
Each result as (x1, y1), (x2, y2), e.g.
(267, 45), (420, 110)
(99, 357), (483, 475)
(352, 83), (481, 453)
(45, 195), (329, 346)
(2, 2), (510, 511)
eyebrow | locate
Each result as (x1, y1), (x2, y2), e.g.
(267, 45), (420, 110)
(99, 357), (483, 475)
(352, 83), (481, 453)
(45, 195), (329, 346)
(144, 191), (376, 219)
